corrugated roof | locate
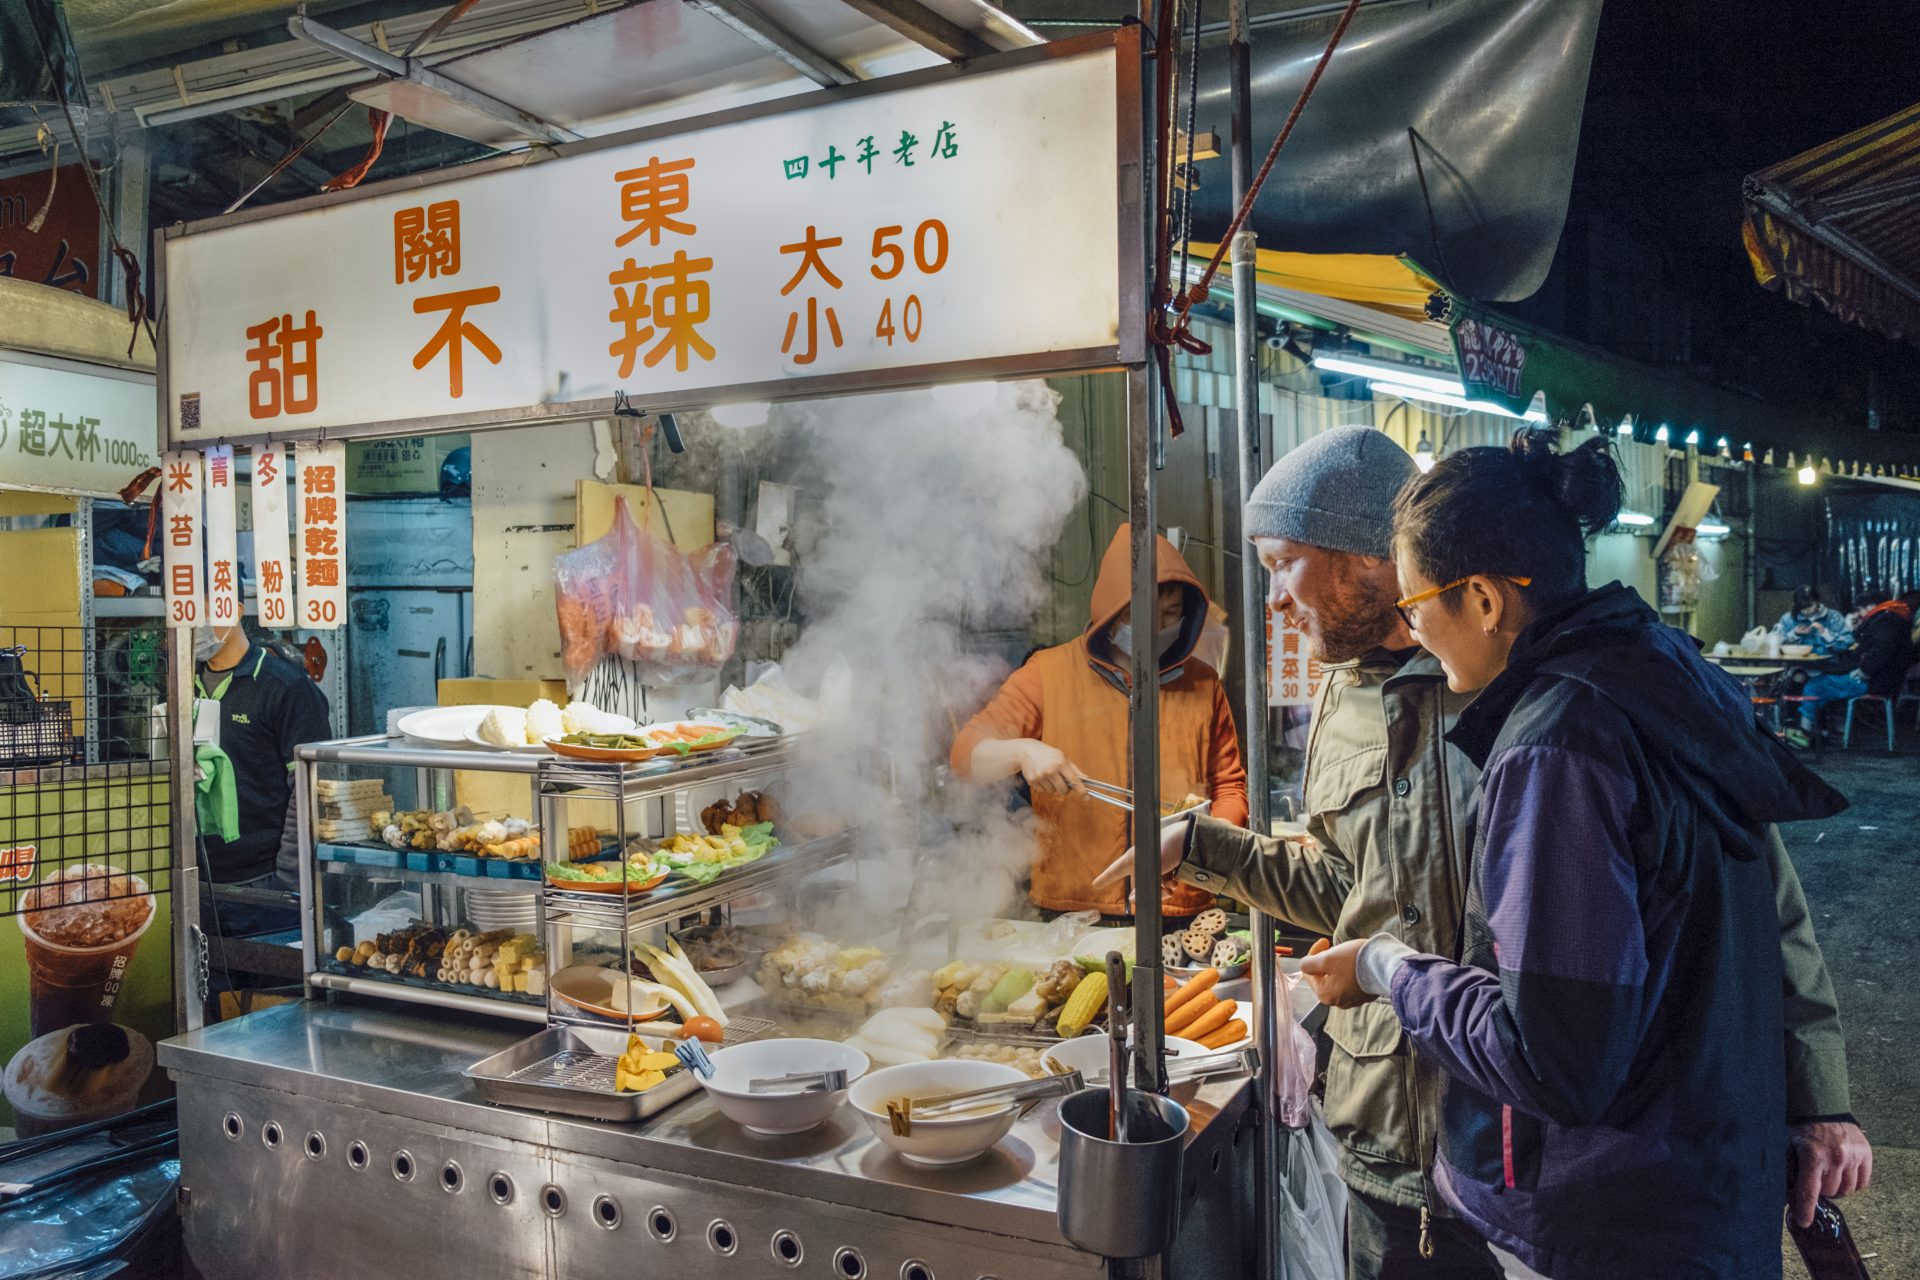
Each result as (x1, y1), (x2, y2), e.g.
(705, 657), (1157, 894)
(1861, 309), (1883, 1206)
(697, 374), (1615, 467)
(1742, 101), (1920, 347)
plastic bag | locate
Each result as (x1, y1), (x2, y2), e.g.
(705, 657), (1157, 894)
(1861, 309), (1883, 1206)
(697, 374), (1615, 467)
(1276, 1102), (1350, 1280)
(1273, 964), (1321, 1129)
(553, 495), (738, 686)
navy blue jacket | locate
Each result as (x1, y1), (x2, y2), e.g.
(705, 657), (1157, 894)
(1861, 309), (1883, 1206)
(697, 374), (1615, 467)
(1389, 584), (1847, 1280)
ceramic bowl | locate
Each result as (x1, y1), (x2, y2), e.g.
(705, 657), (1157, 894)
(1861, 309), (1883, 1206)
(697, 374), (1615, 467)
(848, 1060), (1028, 1165)
(699, 1038), (869, 1135)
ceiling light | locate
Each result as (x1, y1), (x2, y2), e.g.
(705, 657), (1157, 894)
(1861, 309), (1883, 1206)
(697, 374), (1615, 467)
(1654, 425), (1670, 444)
(1370, 382), (1548, 423)
(1798, 464), (1817, 485)
(1684, 428), (1701, 447)
(1413, 432), (1435, 473)
(1615, 511), (1656, 528)
(1616, 418), (1634, 436)
(1697, 520), (1731, 537)
(1311, 354), (1467, 399)
(710, 401), (770, 428)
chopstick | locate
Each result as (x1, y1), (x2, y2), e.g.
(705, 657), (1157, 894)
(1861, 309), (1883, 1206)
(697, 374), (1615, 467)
(886, 1070), (1083, 1136)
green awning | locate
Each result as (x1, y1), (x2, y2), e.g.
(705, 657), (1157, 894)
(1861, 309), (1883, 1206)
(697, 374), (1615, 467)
(1446, 301), (1917, 469)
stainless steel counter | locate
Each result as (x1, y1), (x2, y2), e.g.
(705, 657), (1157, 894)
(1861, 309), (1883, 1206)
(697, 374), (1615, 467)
(162, 1000), (1259, 1279)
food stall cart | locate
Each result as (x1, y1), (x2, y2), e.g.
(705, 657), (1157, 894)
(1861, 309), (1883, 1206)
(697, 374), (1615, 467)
(152, 26), (1280, 1279)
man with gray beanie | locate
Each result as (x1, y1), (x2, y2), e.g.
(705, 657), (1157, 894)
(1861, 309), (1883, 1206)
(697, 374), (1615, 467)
(1096, 423), (1860, 1279)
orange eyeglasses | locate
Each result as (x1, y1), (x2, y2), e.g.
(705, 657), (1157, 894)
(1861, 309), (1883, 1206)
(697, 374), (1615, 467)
(1394, 576), (1532, 628)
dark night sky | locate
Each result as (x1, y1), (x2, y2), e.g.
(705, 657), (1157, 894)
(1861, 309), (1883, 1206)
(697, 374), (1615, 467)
(1512, 0), (1920, 438)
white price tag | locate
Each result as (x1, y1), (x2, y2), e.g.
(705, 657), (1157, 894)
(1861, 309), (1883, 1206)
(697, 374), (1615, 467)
(1268, 611), (1325, 708)
(295, 441), (346, 629)
(250, 442), (293, 627)
(203, 444), (240, 628)
(159, 451), (203, 627)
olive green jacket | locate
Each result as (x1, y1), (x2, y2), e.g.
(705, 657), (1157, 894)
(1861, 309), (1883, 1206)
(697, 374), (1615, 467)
(1177, 647), (1852, 1212)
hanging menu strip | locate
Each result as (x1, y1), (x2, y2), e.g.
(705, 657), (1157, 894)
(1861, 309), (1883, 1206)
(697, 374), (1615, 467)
(160, 451), (204, 627)
(251, 441), (293, 627)
(295, 441), (346, 630)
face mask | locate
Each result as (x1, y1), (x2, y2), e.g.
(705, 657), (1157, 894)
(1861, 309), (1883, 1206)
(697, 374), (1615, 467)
(1111, 622), (1185, 659)
(192, 627), (225, 663)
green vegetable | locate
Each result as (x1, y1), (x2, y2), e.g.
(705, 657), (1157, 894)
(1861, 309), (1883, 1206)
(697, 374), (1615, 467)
(981, 967), (1035, 1014)
(1075, 954), (1136, 981)
(545, 860), (662, 883)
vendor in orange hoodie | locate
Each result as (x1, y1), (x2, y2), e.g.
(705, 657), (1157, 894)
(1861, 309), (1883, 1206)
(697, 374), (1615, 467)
(951, 529), (1249, 918)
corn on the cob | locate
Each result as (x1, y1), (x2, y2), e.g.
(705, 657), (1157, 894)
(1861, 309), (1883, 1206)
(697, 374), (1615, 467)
(1056, 971), (1109, 1038)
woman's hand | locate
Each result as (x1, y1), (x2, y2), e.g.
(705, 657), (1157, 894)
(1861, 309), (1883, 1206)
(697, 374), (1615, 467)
(1091, 816), (1190, 891)
(1298, 937), (1376, 1009)
(1016, 741), (1087, 797)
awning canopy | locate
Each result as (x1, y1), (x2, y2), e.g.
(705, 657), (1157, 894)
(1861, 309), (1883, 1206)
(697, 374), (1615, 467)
(1742, 101), (1920, 349)
(1444, 301), (1918, 470)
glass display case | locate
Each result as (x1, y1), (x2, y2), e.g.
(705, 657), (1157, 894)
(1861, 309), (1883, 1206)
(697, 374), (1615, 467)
(292, 731), (851, 1028)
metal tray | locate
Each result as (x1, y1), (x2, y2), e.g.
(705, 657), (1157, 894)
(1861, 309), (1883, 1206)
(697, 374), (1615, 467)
(464, 1025), (701, 1122)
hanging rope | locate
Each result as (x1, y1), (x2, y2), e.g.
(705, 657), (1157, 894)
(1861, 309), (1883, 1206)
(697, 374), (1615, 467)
(1154, 0), (1365, 360)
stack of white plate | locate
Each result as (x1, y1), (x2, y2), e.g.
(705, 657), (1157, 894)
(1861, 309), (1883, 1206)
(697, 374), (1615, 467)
(463, 886), (538, 932)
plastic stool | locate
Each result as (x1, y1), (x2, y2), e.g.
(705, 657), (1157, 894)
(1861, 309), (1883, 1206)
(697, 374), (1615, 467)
(1843, 695), (1895, 751)
(1779, 695), (1823, 750)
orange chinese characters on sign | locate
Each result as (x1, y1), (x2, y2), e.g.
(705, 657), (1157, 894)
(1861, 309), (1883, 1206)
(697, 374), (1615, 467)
(413, 287), (503, 398)
(614, 158), (696, 247)
(245, 311), (324, 420)
(780, 226), (845, 366)
(301, 464), (343, 592)
(394, 200), (461, 284)
(606, 156), (714, 378)
(609, 251), (716, 377)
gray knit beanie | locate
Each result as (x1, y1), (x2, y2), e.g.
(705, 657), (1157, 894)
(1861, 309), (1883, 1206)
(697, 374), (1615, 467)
(1244, 425), (1415, 559)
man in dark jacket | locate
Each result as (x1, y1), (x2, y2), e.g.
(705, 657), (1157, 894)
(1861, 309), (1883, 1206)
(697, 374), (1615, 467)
(1791, 593), (1918, 742)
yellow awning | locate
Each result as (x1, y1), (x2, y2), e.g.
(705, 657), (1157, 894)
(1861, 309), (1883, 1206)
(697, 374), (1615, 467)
(1742, 101), (1920, 348)
(1186, 245), (1441, 323)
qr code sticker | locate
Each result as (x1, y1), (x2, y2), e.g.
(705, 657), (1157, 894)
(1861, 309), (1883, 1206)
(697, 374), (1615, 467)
(179, 393), (201, 431)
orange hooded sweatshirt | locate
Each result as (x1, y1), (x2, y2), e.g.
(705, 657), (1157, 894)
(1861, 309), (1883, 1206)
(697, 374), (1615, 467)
(950, 529), (1249, 915)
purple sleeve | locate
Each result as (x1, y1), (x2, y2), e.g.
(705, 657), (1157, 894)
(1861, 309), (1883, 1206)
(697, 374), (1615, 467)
(1390, 744), (1648, 1127)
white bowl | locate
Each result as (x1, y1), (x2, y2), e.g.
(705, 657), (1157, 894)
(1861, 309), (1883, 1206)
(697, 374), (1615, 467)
(700, 1038), (869, 1135)
(1040, 1035), (1207, 1084)
(848, 1060), (1028, 1165)
(1781, 644), (1815, 657)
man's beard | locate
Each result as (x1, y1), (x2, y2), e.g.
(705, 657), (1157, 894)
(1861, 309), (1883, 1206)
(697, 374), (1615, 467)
(1312, 565), (1400, 663)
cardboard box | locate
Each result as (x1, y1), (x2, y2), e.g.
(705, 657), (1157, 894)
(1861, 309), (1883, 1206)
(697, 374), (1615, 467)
(347, 435), (467, 495)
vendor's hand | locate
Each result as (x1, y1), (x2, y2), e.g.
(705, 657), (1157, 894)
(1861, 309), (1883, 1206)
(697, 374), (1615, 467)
(1790, 1121), (1873, 1229)
(1091, 816), (1191, 892)
(1017, 741), (1087, 797)
(1299, 937), (1376, 1009)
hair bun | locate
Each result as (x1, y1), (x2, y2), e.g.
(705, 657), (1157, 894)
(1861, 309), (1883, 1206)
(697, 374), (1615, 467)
(1507, 427), (1622, 538)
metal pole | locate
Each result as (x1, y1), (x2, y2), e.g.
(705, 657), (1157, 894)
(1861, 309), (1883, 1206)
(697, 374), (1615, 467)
(1745, 464), (1759, 632)
(1229, 0), (1282, 1272)
(167, 623), (204, 1034)
(1128, 0), (1166, 1106)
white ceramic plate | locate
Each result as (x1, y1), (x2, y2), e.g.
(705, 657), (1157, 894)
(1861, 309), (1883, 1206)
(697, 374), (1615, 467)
(395, 705), (504, 747)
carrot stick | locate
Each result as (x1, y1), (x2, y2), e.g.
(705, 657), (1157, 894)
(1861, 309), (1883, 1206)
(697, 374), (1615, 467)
(1165, 992), (1218, 1035)
(1182, 998), (1237, 1042)
(1200, 1019), (1247, 1049)
(1164, 968), (1219, 1018)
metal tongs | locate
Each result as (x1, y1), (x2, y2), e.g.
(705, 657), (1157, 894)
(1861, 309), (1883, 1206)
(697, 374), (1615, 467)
(1080, 778), (1137, 813)
(1164, 1045), (1261, 1086)
(749, 1069), (850, 1096)
(886, 1070), (1084, 1136)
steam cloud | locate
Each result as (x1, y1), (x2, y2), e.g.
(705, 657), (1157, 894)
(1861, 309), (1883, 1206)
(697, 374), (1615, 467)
(765, 381), (1088, 930)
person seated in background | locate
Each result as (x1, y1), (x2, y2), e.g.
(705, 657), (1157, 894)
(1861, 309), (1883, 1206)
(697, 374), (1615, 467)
(1775, 585), (1854, 655)
(1787, 592), (1920, 748)
(950, 527), (1247, 920)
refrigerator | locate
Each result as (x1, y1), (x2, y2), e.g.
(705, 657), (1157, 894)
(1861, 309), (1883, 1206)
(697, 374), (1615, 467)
(344, 499), (474, 738)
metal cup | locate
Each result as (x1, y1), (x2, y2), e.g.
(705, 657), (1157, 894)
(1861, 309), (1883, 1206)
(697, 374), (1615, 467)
(1055, 1087), (1189, 1259)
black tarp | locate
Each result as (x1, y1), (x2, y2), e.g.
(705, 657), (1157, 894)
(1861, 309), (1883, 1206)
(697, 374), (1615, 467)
(0, 0), (86, 123)
(1182, 0), (1605, 302)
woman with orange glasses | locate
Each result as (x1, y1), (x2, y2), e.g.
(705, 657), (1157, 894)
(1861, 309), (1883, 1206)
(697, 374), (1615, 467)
(1301, 428), (1863, 1280)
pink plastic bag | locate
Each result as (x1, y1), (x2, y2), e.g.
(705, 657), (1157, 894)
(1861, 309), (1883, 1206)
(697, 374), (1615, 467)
(553, 495), (738, 685)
